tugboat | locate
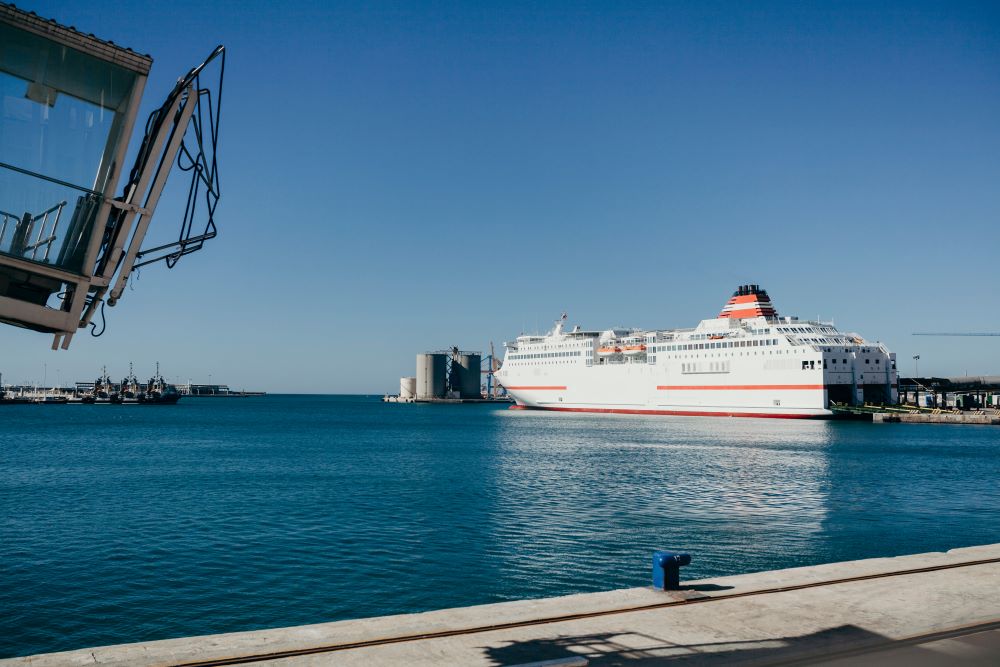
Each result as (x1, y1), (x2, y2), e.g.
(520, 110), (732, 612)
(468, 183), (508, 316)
(139, 363), (181, 405)
(82, 367), (115, 404)
(118, 363), (141, 403)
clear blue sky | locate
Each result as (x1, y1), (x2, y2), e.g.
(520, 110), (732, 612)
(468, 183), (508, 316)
(2, 0), (998, 392)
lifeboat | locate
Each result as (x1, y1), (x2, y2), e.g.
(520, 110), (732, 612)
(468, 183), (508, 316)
(622, 344), (647, 355)
(597, 346), (622, 356)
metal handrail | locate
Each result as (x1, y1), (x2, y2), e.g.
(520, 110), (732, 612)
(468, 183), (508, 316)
(23, 200), (67, 260)
(0, 209), (20, 246)
(1, 201), (67, 261)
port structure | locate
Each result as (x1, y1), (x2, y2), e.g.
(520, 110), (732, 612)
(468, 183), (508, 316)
(0, 4), (224, 349)
(387, 345), (507, 403)
(481, 341), (505, 399)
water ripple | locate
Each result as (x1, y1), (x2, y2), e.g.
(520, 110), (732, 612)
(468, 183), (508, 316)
(2, 397), (999, 657)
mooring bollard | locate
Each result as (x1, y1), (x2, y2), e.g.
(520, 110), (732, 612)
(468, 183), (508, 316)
(652, 550), (691, 590)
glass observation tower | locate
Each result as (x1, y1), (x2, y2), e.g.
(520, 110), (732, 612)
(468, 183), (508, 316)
(0, 2), (223, 349)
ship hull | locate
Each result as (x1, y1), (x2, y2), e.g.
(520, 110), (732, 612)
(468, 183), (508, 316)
(501, 363), (835, 419)
(509, 404), (827, 419)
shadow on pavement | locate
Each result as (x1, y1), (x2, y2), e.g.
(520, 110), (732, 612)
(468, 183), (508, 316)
(479, 624), (947, 665)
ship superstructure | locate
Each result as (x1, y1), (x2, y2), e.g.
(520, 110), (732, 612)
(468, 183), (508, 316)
(496, 285), (897, 418)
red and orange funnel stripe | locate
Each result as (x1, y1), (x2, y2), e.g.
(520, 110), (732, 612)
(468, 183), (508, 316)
(718, 284), (778, 319)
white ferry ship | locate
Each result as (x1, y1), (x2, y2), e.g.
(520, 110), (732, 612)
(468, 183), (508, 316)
(496, 285), (897, 418)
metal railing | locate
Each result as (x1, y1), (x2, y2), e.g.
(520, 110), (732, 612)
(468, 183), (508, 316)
(0, 209), (18, 249)
(0, 201), (68, 262)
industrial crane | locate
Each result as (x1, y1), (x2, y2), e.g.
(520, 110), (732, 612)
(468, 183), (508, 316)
(480, 341), (504, 398)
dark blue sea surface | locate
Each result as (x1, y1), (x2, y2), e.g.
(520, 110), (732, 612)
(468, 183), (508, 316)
(2, 395), (999, 657)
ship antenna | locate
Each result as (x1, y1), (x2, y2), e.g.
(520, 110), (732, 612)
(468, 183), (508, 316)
(553, 313), (567, 335)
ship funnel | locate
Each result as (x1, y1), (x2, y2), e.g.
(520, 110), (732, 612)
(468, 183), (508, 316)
(719, 285), (778, 319)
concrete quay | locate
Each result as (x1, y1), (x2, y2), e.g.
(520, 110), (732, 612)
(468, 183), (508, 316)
(873, 412), (1000, 425)
(5, 544), (999, 666)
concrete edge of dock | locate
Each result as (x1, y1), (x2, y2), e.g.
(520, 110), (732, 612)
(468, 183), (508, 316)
(872, 412), (1000, 424)
(5, 543), (999, 666)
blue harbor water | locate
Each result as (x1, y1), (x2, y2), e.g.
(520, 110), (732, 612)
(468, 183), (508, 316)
(2, 395), (999, 658)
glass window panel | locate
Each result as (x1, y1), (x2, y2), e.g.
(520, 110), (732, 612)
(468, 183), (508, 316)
(1, 22), (137, 191)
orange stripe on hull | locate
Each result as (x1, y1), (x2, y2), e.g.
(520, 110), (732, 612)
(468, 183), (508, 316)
(504, 386), (567, 390)
(656, 384), (825, 390)
(510, 405), (825, 419)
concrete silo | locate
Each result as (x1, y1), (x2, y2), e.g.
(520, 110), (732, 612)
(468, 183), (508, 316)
(416, 354), (447, 399)
(455, 353), (482, 399)
(399, 377), (417, 401)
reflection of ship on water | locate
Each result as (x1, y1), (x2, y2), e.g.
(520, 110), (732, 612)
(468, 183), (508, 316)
(77, 363), (181, 405)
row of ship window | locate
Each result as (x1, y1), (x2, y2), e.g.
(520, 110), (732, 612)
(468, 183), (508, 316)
(805, 358), (883, 370)
(650, 339), (780, 353)
(686, 329), (771, 340)
(641, 357), (885, 369)
(795, 337), (850, 345)
(507, 344), (883, 362)
(681, 362), (731, 373)
(508, 351), (583, 360)
(779, 326), (834, 334)
(826, 358), (880, 365)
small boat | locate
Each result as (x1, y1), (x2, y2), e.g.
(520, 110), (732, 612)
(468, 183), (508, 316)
(0, 384), (32, 405)
(83, 367), (115, 403)
(34, 395), (69, 404)
(597, 346), (622, 356)
(117, 363), (141, 403)
(139, 363), (181, 405)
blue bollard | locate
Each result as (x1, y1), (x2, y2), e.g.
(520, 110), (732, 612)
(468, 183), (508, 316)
(652, 550), (691, 590)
